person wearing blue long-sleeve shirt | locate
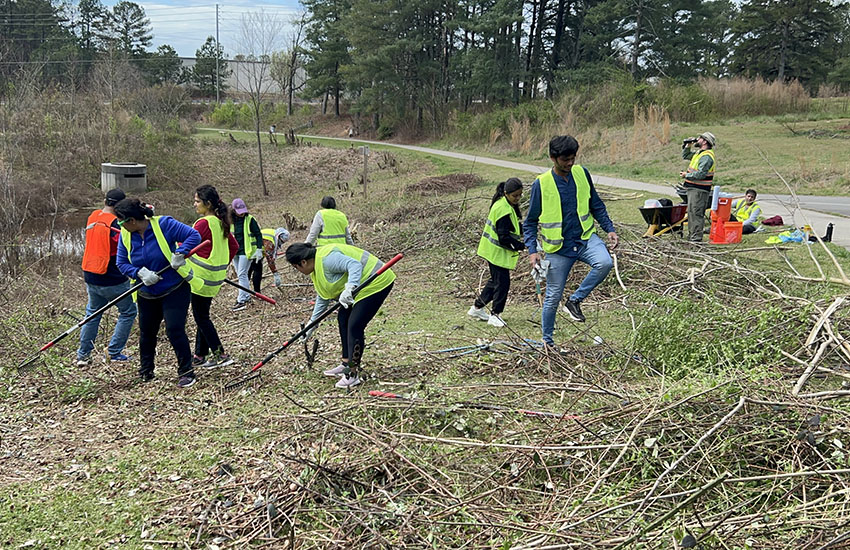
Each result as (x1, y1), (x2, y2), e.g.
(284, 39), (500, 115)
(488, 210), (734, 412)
(523, 135), (618, 346)
(115, 198), (202, 387)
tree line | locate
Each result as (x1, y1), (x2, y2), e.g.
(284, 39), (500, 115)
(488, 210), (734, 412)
(301, 0), (850, 132)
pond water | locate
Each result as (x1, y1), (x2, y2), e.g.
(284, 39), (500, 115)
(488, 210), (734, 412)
(2, 210), (90, 272)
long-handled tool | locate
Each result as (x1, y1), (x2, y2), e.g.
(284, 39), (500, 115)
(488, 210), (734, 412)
(368, 390), (578, 420)
(222, 278), (277, 305)
(17, 240), (211, 372)
(301, 323), (319, 367)
(225, 253), (403, 390)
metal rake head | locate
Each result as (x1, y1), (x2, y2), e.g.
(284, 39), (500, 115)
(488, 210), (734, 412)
(224, 371), (262, 391)
(16, 354), (44, 373)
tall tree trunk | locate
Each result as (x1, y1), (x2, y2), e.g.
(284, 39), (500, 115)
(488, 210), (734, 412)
(254, 111), (268, 196)
(514, 18), (522, 104)
(525, 0), (539, 97)
(777, 21), (789, 81)
(527, 0), (548, 98)
(631, 0), (644, 76)
(548, 0), (567, 95)
(322, 91), (328, 115)
(334, 84), (340, 117)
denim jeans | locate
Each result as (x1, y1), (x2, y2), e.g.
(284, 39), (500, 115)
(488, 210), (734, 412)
(77, 281), (137, 360)
(541, 233), (613, 345)
(232, 255), (252, 303)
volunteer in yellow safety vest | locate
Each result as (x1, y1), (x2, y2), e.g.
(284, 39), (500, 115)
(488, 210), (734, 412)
(467, 178), (526, 328)
(730, 189), (761, 235)
(230, 198), (264, 311)
(76, 188), (137, 367)
(115, 198), (201, 388)
(680, 131), (717, 242)
(190, 185), (239, 370)
(247, 227), (291, 292)
(305, 196), (354, 245)
(523, 135), (618, 347)
(286, 242), (396, 389)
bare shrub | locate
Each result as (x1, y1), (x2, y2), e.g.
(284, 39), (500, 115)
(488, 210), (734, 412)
(699, 77), (810, 116)
(121, 84), (189, 128)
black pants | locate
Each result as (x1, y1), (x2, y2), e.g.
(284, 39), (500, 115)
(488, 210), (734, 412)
(191, 293), (224, 358)
(337, 283), (393, 377)
(247, 258), (263, 292)
(474, 262), (511, 315)
(137, 281), (193, 378)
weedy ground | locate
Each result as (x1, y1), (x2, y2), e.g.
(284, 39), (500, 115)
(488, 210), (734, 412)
(2, 139), (850, 549)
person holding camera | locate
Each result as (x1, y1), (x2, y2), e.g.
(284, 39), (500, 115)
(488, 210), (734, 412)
(680, 132), (716, 242)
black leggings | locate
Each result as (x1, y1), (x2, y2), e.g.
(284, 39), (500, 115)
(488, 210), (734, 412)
(247, 259), (263, 292)
(137, 281), (192, 378)
(474, 262), (511, 314)
(191, 293), (225, 357)
(337, 283), (393, 377)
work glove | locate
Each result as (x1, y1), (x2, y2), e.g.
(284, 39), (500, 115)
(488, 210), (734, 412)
(250, 248), (264, 262)
(273, 272), (282, 287)
(531, 259), (550, 284)
(338, 283), (356, 308)
(170, 252), (186, 270)
(137, 267), (162, 286)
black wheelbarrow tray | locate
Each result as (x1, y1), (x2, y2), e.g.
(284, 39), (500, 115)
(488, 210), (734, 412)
(639, 204), (688, 237)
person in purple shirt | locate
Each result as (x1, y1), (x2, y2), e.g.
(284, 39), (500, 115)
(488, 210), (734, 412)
(523, 135), (618, 347)
(115, 198), (202, 388)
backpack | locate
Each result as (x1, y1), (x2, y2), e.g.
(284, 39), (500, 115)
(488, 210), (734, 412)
(81, 209), (117, 274)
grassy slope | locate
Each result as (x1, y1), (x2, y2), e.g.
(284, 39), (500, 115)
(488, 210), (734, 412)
(2, 136), (850, 548)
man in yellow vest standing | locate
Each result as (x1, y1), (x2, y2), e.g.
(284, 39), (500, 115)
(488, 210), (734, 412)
(730, 189), (761, 235)
(680, 131), (716, 242)
(523, 135), (618, 347)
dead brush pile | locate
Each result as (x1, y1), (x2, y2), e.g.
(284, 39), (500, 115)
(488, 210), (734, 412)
(148, 224), (850, 549)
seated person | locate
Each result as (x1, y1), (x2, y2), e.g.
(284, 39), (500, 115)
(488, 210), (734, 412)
(730, 188), (761, 235)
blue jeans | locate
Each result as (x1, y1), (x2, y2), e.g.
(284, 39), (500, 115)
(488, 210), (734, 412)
(76, 281), (137, 360)
(541, 233), (613, 345)
(233, 255), (252, 303)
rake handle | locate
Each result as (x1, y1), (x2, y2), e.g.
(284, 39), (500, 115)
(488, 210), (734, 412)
(222, 278), (277, 304)
(249, 253), (403, 372)
(37, 240), (211, 351)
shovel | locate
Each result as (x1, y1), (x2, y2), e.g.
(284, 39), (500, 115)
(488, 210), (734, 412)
(17, 240), (210, 372)
(225, 253), (403, 390)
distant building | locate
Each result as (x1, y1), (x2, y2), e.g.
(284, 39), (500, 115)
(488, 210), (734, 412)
(179, 57), (306, 98)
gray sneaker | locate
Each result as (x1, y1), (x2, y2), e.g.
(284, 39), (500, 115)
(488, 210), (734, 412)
(177, 375), (196, 388)
(202, 353), (234, 369)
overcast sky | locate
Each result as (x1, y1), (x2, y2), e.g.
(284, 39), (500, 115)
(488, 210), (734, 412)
(102, 1), (303, 58)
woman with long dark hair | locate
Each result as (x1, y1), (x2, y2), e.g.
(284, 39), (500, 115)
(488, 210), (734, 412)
(115, 198), (201, 387)
(285, 242), (395, 389)
(190, 185), (239, 369)
(467, 178), (525, 327)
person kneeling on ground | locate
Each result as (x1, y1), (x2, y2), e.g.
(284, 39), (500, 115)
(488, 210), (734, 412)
(730, 188), (761, 235)
(468, 178), (525, 328)
(523, 135), (618, 348)
(115, 198), (201, 388)
(286, 242), (395, 389)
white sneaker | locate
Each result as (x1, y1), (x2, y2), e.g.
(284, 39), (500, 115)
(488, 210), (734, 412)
(467, 305), (490, 321)
(487, 314), (506, 327)
(323, 363), (348, 377)
(335, 374), (362, 388)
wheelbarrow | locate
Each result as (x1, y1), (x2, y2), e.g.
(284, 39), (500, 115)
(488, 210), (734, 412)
(639, 204), (688, 237)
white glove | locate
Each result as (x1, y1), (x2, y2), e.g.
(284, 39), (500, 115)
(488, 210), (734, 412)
(137, 267), (162, 286)
(273, 272), (282, 287)
(170, 252), (186, 270)
(531, 259), (550, 284)
(250, 248), (264, 261)
(338, 283), (356, 308)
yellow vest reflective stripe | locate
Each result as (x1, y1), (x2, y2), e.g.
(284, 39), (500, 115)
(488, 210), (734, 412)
(685, 149), (715, 185)
(476, 197), (520, 269)
(261, 228), (275, 242)
(318, 209), (348, 243)
(538, 166), (594, 253)
(231, 214), (257, 257)
(733, 199), (760, 225)
(120, 216), (194, 283)
(188, 216), (230, 297)
(311, 244), (395, 303)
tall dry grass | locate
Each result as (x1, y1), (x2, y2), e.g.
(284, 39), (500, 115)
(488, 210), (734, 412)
(699, 77), (810, 116)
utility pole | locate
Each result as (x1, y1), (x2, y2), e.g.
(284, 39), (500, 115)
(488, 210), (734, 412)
(215, 3), (220, 104)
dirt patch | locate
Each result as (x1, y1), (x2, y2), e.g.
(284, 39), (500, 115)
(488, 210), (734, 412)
(406, 173), (482, 196)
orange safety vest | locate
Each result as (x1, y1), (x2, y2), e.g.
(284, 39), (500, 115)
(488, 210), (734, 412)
(81, 209), (117, 274)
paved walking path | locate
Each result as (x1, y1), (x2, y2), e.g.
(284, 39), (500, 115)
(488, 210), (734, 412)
(300, 135), (850, 251)
(201, 129), (850, 250)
